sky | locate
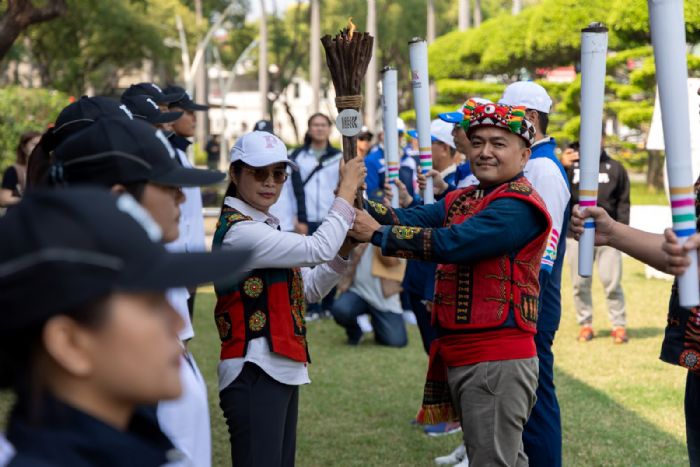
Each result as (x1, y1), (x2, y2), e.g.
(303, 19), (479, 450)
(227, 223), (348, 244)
(248, 0), (299, 19)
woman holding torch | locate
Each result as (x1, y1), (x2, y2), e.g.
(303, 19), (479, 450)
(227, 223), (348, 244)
(212, 131), (369, 466)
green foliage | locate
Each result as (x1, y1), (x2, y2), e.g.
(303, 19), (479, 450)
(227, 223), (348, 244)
(26, 0), (203, 95)
(435, 80), (505, 104)
(0, 86), (69, 171)
(398, 104), (455, 125)
(618, 104), (654, 130)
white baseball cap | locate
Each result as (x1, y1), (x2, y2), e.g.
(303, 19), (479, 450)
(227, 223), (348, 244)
(407, 119), (456, 149)
(229, 131), (298, 170)
(499, 81), (552, 114)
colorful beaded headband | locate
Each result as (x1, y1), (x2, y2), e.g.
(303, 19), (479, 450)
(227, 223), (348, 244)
(459, 99), (535, 147)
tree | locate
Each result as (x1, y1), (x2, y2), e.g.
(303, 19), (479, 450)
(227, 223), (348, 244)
(24, 0), (202, 95)
(0, 0), (67, 60)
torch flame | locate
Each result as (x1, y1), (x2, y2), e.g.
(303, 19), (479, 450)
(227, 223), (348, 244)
(347, 17), (356, 40)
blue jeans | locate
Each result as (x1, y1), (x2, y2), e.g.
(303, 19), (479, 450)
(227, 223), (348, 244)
(331, 290), (408, 347)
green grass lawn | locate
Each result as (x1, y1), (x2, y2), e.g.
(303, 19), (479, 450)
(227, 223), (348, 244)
(630, 180), (669, 206)
(0, 256), (689, 466)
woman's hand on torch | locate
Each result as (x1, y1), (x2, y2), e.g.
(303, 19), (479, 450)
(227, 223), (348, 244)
(570, 204), (617, 246)
(337, 155), (367, 203)
(348, 209), (382, 243)
(418, 170), (448, 196)
(661, 229), (700, 276)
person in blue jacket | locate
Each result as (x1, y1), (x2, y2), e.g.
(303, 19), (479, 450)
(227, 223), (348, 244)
(365, 118), (416, 202)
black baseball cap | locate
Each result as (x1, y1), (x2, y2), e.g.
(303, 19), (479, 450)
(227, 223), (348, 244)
(122, 82), (181, 105)
(163, 85), (209, 111)
(53, 117), (225, 188)
(121, 95), (183, 125)
(0, 188), (251, 334)
(53, 96), (134, 140)
(254, 120), (274, 133)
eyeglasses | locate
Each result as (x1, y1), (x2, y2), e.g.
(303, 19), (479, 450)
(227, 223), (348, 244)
(243, 166), (288, 184)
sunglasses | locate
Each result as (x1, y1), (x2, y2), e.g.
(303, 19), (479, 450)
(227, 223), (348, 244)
(243, 166), (288, 184)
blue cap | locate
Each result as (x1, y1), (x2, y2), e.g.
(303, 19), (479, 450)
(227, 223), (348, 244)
(437, 111), (464, 124)
(407, 130), (437, 142)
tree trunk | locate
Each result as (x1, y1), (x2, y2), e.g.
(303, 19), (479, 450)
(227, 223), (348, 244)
(310, 0), (320, 113)
(473, 0), (482, 27)
(512, 0), (522, 15)
(0, 0), (67, 60)
(458, 0), (470, 31)
(259, 0), (268, 120)
(647, 149), (665, 191)
(364, 0), (377, 131)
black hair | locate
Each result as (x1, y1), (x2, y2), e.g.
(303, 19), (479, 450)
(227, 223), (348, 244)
(568, 141), (580, 151)
(305, 113), (332, 147)
(17, 131), (41, 166)
(527, 109), (549, 135)
(219, 161), (245, 213)
(26, 130), (59, 189)
(120, 181), (147, 202)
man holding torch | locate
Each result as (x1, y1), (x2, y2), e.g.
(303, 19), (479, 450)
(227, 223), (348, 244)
(350, 101), (551, 466)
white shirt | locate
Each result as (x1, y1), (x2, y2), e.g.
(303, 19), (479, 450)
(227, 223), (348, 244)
(523, 138), (570, 271)
(164, 147), (207, 341)
(217, 196), (354, 390)
(349, 246), (403, 314)
(291, 147), (342, 223)
(0, 434), (14, 467)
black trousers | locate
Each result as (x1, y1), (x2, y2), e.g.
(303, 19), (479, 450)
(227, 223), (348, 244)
(687, 371), (700, 466)
(219, 363), (299, 467)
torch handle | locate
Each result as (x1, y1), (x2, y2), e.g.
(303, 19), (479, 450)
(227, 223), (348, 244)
(341, 135), (364, 208)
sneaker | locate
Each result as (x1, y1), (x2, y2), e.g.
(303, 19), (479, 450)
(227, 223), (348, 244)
(305, 311), (321, 322)
(424, 421), (461, 437)
(434, 443), (466, 465)
(578, 325), (594, 342)
(611, 326), (629, 344)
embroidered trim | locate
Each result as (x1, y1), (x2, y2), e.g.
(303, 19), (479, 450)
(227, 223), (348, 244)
(216, 313), (232, 341)
(243, 276), (264, 298)
(248, 310), (267, 332)
(391, 225), (422, 240)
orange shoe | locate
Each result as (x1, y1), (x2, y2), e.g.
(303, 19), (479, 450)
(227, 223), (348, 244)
(611, 327), (629, 344)
(578, 326), (594, 342)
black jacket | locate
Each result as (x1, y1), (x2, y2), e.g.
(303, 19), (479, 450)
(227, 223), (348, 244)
(567, 150), (631, 236)
(7, 396), (176, 467)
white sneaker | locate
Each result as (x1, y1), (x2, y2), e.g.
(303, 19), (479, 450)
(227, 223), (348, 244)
(434, 443), (466, 466)
(357, 314), (373, 333)
(403, 310), (418, 325)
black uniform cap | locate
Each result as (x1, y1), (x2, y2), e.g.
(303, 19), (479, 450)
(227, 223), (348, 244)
(0, 188), (251, 334)
(121, 82), (182, 105)
(121, 95), (183, 125)
(52, 117), (224, 188)
(163, 85), (209, 111)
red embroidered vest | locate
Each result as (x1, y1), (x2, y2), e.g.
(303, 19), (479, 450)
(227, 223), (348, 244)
(212, 206), (309, 363)
(432, 177), (552, 334)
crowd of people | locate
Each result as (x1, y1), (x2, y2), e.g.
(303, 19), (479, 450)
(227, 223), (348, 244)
(0, 77), (697, 467)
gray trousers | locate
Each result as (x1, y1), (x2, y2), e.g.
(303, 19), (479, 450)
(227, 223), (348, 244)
(448, 357), (539, 467)
(219, 363), (298, 467)
(566, 238), (627, 328)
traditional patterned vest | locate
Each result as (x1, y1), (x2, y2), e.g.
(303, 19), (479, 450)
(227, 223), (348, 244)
(432, 177), (551, 334)
(212, 206), (309, 363)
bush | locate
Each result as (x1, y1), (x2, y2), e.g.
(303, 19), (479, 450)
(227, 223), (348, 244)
(0, 87), (69, 171)
(435, 80), (505, 105)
